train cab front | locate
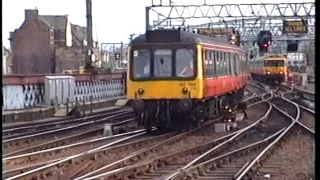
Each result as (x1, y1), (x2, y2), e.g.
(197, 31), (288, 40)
(127, 45), (203, 131)
(264, 59), (286, 83)
(265, 70), (285, 82)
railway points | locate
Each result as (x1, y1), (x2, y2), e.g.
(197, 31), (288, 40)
(2, 80), (314, 180)
(3, 110), (135, 154)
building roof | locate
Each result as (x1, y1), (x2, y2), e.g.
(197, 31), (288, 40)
(3, 46), (11, 53)
(39, 15), (68, 30)
(71, 24), (87, 42)
(38, 15), (87, 43)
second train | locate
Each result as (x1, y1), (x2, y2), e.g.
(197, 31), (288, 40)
(249, 54), (289, 84)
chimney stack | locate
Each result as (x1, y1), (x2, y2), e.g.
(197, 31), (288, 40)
(25, 9), (38, 20)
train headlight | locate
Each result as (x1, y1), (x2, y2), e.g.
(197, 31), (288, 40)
(179, 98), (192, 111)
(267, 71), (270, 74)
(280, 71), (283, 74)
(182, 87), (188, 94)
(131, 99), (145, 112)
(137, 88), (145, 95)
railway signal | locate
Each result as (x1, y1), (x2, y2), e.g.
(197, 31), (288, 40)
(114, 53), (120, 60)
(258, 31), (272, 54)
(287, 40), (298, 52)
(228, 31), (240, 46)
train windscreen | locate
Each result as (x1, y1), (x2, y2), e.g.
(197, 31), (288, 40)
(264, 60), (284, 67)
(131, 48), (196, 80)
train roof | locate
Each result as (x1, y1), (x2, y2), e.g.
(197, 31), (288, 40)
(130, 29), (242, 50)
(251, 54), (288, 61)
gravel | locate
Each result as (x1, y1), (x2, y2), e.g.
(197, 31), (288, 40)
(51, 101), (272, 179)
(300, 110), (314, 131)
(239, 102), (270, 128)
(270, 97), (298, 119)
(258, 129), (314, 180)
(247, 84), (266, 95)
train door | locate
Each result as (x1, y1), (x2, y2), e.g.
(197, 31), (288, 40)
(201, 47), (207, 96)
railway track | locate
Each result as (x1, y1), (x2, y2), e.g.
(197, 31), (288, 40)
(80, 101), (292, 180)
(244, 88), (255, 98)
(248, 126), (314, 180)
(3, 119), (143, 170)
(247, 84), (267, 95)
(299, 109), (314, 132)
(169, 95), (306, 180)
(262, 93), (272, 100)
(233, 93), (313, 180)
(3, 129), (175, 180)
(269, 97), (298, 119)
(68, 99), (270, 179)
(4, 89), (311, 180)
(171, 129), (285, 180)
(281, 91), (314, 132)
(283, 90), (315, 112)
(302, 91), (315, 102)
(3, 97), (265, 180)
(3, 111), (134, 154)
(3, 108), (132, 138)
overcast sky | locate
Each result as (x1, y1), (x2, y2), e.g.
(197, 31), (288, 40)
(3, 0), (309, 48)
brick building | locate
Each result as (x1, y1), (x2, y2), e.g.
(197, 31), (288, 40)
(2, 46), (12, 74)
(10, 9), (92, 74)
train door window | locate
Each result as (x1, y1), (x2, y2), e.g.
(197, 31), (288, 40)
(154, 49), (172, 78)
(224, 52), (229, 76)
(176, 48), (195, 77)
(240, 54), (243, 74)
(215, 51), (219, 76)
(220, 51), (224, 76)
(224, 52), (228, 76)
(239, 55), (243, 73)
(234, 53), (238, 75)
(210, 51), (214, 76)
(229, 53), (233, 75)
(132, 49), (151, 79)
(245, 55), (248, 72)
(242, 55), (245, 73)
(205, 50), (211, 77)
(234, 54), (239, 75)
(212, 51), (217, 77)
(225, 52), (230, 76)
(230, 53), (235, 76)
(220, 52), (225, 76)
(234, 54), (240, 75)
(202, 49), (206, 77)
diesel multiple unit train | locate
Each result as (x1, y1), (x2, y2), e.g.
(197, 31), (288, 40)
(249, 54), (289, 83)
(126, 29), (249, 132)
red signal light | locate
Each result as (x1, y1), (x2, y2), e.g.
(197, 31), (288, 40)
(263, 44), (268, 47)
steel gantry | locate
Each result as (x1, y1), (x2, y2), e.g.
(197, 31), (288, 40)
(146, 0), (315, 60)
(145, 1), (315, 41)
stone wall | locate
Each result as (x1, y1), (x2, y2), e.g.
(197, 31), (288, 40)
(54, 46), (100, 73)
(11, 20), (54, 74)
